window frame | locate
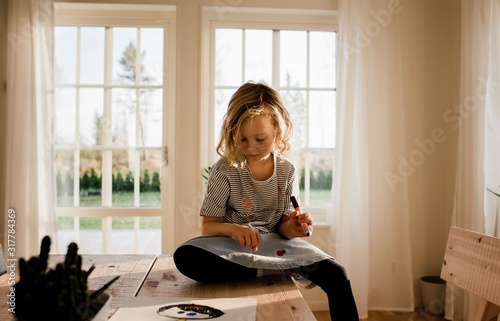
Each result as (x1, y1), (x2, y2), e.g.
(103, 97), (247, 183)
(200, 7), (338, 223)
(53, 3), (177, 253)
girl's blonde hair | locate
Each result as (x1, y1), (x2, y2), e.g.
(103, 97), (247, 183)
(216, 81), (293, 167)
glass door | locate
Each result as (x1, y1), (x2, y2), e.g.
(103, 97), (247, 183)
(53, 6), (175, 254)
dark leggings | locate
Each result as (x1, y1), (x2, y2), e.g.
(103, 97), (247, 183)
(173, 245), (359, 321)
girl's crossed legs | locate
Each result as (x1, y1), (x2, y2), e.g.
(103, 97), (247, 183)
(173, 245), (359, 321)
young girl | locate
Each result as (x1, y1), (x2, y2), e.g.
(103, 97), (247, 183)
(173, 81), (359, 321)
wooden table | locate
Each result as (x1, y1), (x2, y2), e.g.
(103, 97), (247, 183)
(139, 255), (317, 320)
(0, 254), (316, 320)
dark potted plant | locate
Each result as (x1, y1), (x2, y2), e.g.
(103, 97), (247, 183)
(13, 235), (119, 321)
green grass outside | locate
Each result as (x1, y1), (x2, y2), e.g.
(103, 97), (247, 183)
(58, 216), (161, 230)
(57, 191), (161, 207)
(300, 189), (332, 207)
(57, 189), (331, 230)
(57, 191), (161, 230)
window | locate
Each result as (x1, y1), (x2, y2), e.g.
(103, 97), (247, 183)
(53, 3), (176, 253)
(201, 8), (337, 221)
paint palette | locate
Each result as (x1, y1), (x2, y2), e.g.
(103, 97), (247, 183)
(109, 297), (256, 321)
(157, 303), (224, 319)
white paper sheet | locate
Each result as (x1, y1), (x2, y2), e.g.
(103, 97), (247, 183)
(109, 297), (257, 321)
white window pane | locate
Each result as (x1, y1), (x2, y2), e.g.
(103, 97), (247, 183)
(111, 227), (134, 252)
(139, 89), (162, 147)
(310, 31), (337, 88)
(80, 88), (104, 147)
(280, 31), (307, 87)
(307, 149), (334, 206)
(55, 26), (77, 84)
(140, 150), (161, 207)
(55, 151), (75, 207)
(245, 29), (272, 83)
(215, 29), (242, 86)
(80, 150), (102, 207)
(309, 91), (335, 148)
(281, 90), (307, 148)
(80, 27), (105, 84)
(214, 88), (235, 150)
(113, 28), (137, 85)
(59, 220), (161, 254)
(76, 229), (103, 254)
(113, 88), (136, 147)
(137, 222), (161, 253)
(55, 88), (76, 145)
(112, 150), (134, 207)
(141, 28), (164, 86)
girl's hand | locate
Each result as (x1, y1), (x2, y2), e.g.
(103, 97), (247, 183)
(231, 225), (262, 252)
(202, 216), (262, 251)
(289, 209), (313, 237)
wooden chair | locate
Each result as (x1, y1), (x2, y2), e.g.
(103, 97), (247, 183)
(441, 226), (500, 321)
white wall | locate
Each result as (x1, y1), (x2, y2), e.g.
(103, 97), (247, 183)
(400, 0), (461, 307)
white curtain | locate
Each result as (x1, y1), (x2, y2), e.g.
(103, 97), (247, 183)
(5, 0), (56, 258)
(484, 0), (500, 237)
(446, 0), (500, 320)
(332, 0), (414, 318)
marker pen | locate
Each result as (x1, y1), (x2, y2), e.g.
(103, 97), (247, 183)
(290, 196), (311, 236)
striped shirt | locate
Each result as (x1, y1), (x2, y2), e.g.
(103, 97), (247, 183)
(200, 152), (299, 234)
